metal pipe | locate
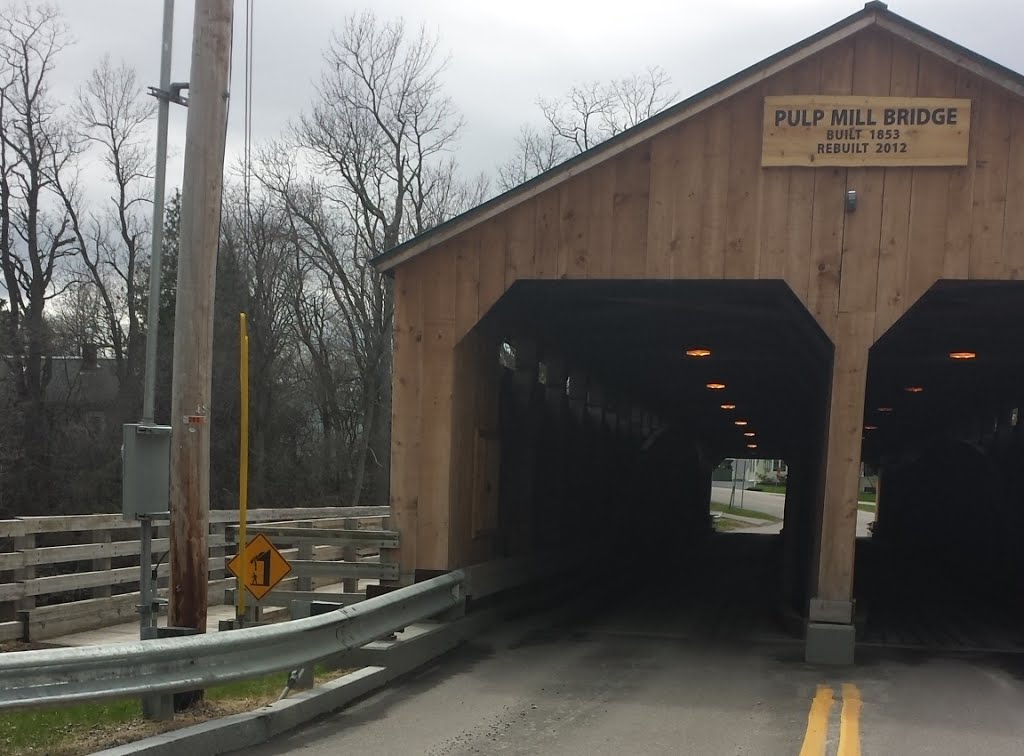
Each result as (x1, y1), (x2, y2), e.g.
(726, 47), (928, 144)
(139, 517), (155, 640)
(141, 0), (175, 425)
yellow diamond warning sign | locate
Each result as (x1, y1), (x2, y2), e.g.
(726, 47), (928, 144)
(226, 533), (292, 601)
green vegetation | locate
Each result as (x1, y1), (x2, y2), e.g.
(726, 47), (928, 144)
(0, 699), (140, 755)
(748, 484), (787, 495)
(710, 502), (780, 522)
(748, 485), (877, 503)
(712, 517), (756, 532)
(710, 501), (783, 533)
(0, 665), (349, 756)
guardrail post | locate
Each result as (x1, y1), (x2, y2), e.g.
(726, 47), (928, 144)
(92, 530), (112, 598)
(287, 599), (315, 690)
(142, 691), (174, 722)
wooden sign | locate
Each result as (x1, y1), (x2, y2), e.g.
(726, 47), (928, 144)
(226, 532), (292, 600)
(762, 96), (971, 167)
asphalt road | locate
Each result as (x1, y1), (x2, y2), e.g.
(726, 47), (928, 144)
(710, 484), (788, 517)
(709, 485), (876, 537)
(247, 598), (1024, 755)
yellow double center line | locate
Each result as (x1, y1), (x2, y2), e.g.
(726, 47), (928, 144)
(799, 683), (861, 756)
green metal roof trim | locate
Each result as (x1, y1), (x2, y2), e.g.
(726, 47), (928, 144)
(373, 1), (1024, 273)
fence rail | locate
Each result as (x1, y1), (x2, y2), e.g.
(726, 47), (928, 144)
(0, 506), (390, 643)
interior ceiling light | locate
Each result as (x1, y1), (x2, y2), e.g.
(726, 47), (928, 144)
(706, 383), (726, 390)
(949, 351), (976, 360)
(747, 443), (758, 449)
(686, 348), (712, 358)
(743, 431), (756, 437)
(878, 406), (893, 412)
(904, 386), (924, 393)
(864, 424), (878, 430)
(720, 403), (736, 410)
(734, 420), (748, 426)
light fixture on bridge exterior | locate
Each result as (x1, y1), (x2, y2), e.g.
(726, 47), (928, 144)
(706, 382), (726, 390)
(949, 351), (976, 360)
(864, 424), (878, 430)
(878, 406), (893, 412)
(905, 386), (924, 393)
(720, 403), (736, 410)
(743, 431), (755, 437)
(734, 420), (748, 426)
(747, 443), (758, 449)
(686, 348), (712, 357)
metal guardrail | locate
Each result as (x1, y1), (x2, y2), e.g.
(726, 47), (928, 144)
(0, 569), (464, 711)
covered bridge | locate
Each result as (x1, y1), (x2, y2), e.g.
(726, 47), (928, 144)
(373, 2), (1024, 663)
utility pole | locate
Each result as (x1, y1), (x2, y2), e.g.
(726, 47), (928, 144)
(169, 0), (234, 632)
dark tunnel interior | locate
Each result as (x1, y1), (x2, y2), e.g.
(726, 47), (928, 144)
(477, 280), (833, 641)
(859, 281), (1024, 649)
(468, 279), (1024, 650)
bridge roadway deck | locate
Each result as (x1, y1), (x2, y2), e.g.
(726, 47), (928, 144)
(244, 537), (1024, 756)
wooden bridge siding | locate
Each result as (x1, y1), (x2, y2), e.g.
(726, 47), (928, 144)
(388, 28), (1024, 584)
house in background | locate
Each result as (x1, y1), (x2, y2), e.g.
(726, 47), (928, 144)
(0, 345), (120, 433)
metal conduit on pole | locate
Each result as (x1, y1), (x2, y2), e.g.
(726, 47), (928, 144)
(136, 0), (176, 648)
(169, 0), (234, 634)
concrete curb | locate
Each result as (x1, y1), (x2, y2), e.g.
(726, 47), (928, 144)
(93, 606), (497, 755)
(95, 666), (391, 756)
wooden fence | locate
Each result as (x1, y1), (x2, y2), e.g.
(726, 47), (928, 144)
(0, 506), (390, 643)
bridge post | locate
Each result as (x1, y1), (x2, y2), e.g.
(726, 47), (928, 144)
(807, 312), (873, 664)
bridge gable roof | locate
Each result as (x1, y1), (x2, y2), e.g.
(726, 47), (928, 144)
(373, 1), (1024, 274)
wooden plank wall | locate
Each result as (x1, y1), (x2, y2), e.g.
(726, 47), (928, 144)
(388, 27), (1024, 581)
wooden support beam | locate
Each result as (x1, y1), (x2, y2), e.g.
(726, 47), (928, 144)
(813, 312), (873, 612)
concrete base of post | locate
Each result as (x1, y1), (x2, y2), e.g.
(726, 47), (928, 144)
(805, 621), (855, 665)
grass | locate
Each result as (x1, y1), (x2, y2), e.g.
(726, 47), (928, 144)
(0, 664), (351, 756)
(710, 501), (783, 533)
(748, 485), (877, 504)
(712, 516), (757, 532)
(748, 484), (787, 495)
(709, 502), (780, 522)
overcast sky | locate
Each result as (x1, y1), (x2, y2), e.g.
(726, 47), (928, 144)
(44, 0), (1024, 195)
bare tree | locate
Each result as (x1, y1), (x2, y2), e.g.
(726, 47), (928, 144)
(498, 65), (677, 191)
(56, 55), (154, 412)
(259, 11), (474, 507)
(497, 125), (569, 192)
(605, 66), (676, 134)
(219, 186), (298, 506)
(0, 2), (79, 508)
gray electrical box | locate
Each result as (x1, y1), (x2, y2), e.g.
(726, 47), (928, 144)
(122, 423), (172, 519)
